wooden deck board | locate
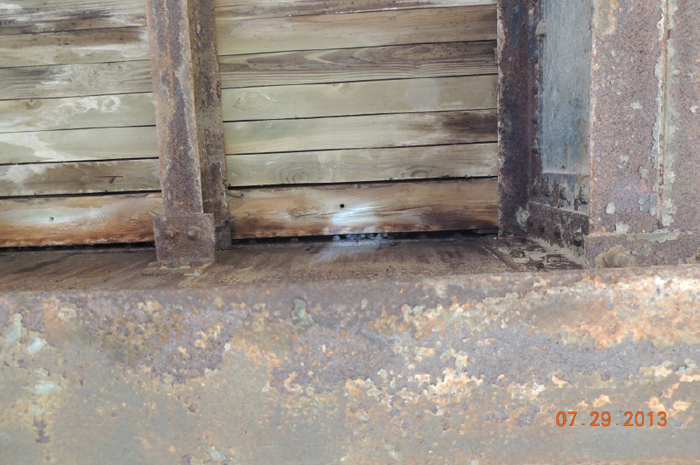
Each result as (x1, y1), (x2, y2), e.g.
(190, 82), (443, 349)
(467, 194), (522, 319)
(222, 75), (497, 121)
(0, 27), (149, 67)
(0, 159), (160, 196)
(225, 110), (498, 154)
(1, 0), (495, 34)
(216, 6), (496, 56)
(0, 42), (496, 100)
(0, 60), (153, 101)
(0, 126), (157, 164)
(0, 193), (162, 247)
(227, 144), (498, 186)
(0, 75), (495, 132)
(229, 178), (498, 238)
(0, 93), (156, 133)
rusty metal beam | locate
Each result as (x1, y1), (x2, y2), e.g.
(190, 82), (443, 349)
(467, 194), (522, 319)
(586, 0), (699, 267)
(497, 0), (539, 237)
(1, 265), (698, 462)
(146, 0), (230, 266)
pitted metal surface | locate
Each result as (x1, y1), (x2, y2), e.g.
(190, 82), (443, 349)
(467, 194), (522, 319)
(1, 265), (698, 463)
(585, 0), (699, 266)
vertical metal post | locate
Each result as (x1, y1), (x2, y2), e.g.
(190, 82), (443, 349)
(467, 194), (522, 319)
(145, 0), (230, 267)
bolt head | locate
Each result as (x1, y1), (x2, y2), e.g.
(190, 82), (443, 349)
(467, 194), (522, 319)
(165, 226), (179, 240)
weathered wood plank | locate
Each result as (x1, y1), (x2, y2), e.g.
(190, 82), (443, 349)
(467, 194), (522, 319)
(0, 143), (496, 195)
(1, 5), (494, 65)
(216, 5), (496, 56)
(0, 60), (152, 100)
(216, 0), (495, 20)
(0, 42), (495, 100)
(0, 0), (146, 35)
(0, 159), (160, 196)
(219, 42), (497, 89)
(227, 143), (498, 186)
(224, 110), (497, 155)
(0, 93), (155, 133)
(0, 193), (163, 247)
(0, 126), (157, 164)
(0, 27), (149, 67)
(229, 178), (498, 238)
(223, 76), (497, 122)
(0, 75), (494, 133)
(0, 0), (495, 34)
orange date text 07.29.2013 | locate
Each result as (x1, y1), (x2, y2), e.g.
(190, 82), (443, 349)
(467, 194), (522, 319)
(556, 411), (667, 427)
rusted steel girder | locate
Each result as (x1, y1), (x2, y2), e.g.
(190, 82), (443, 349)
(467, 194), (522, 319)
(499, 0), (698, 267)
(497, 0), (539, 237)
(586, 0), (699, 267)
(1, 265), (698, 463)
(146, 0), (230, 266)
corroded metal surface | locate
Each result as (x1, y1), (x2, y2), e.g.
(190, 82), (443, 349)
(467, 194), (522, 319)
(146, 0), (229, 263)
(191, 0), (231, 250)
(499, 0), (698, 266)
(1, 265), (698, 463)
(497, 0), (539, 236)
(498, 0), (590, 259)
(586, 0), (699, 266)
(151, 214), (216, 266)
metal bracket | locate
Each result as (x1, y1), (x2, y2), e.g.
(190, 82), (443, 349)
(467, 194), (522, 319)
(151, 213), (216, 268)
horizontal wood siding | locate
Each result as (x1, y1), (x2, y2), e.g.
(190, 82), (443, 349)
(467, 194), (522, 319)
(216, 6), (496, 56)
(220, 42), (498, 89)
(223, 76), (497, 121)
(229, 179), (498, 238)
(0, 194), (163, 247)
(0, 0), (498, 246)
(0, 160), (160, 197)
(0, 27), (149, 68)
(227, 144), (498, 187)
(0, 42), (496, 101)
(0, 127), (158, 164)
(1, 0), (495, 35)
(225, 110), (497, 155)
(0, 93), (156, 134)
(0, 60), (153, 101)
(217, 1), (499, 237)
(0, 0), (159, 247)
(0, 75), (495, 133)
(1, 5), (494, 64)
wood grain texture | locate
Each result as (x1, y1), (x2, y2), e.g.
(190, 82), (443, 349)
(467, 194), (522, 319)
(0, 27), (149, 67)
(0, 126), (157, 164)
(228, 178), (498, 238)
(0, 0), (495, 34)
(0, 60), (152, 100)
(216, 5), (497, 56)
(216, 0), (495, 20)
(0, 159), (160, 196)
(227, 143), (498, 186)
(0, 5), (494, 65)
(224, 110), (497, 154)
(219, 41), (497, 89)
(0, 0), (146, 35)
(0, 75), (495, 132)
(0, 93), (155, 133)
(223, 75), (497, 121)
(0, 193), (163, 247)
(0, 42), (495, 100)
